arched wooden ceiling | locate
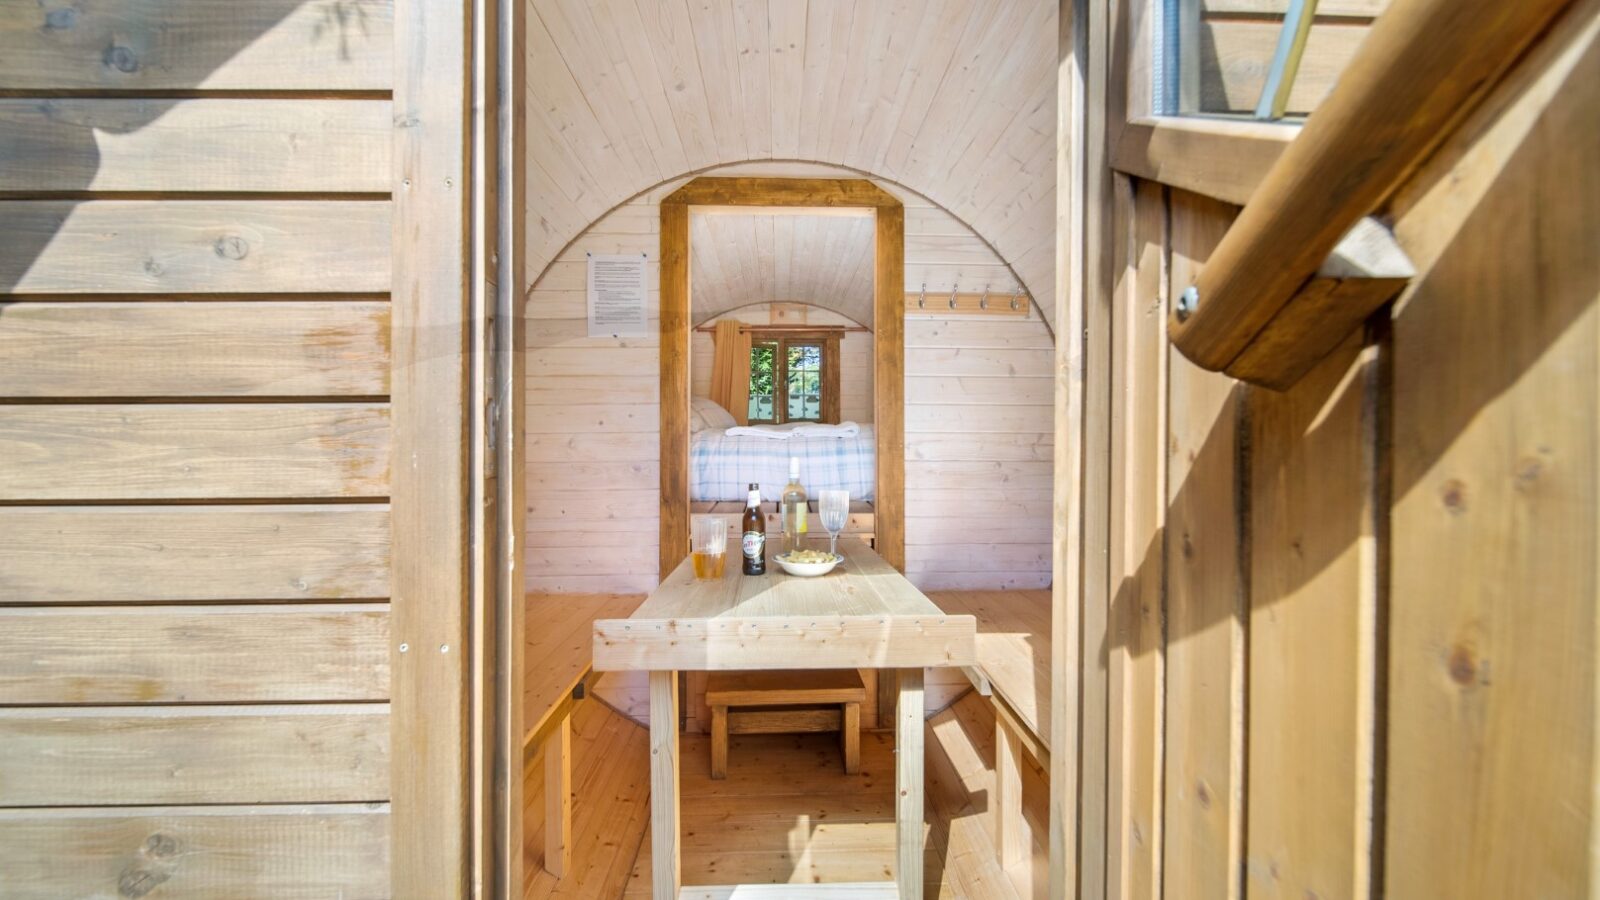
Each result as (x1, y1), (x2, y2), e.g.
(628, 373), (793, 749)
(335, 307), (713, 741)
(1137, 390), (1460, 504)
(525, 0), (1057, 329)
(691, 213), (875, 327)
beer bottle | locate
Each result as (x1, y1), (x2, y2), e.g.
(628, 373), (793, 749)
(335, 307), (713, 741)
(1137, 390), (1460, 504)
(742, 483), (766, 575)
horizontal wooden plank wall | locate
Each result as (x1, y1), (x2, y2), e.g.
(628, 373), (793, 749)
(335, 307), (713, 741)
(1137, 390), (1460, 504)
(0, 1), (395, 895)
(1099, 4), (1599, 897)
(525, 161), (1053, 727)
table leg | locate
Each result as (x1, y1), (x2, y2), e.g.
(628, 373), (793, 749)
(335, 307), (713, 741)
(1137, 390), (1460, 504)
(544, 715), (572, 877)
(994, 708), (1029, 876)
(895, 667), (925, 900)
(649, 670), (680, 900)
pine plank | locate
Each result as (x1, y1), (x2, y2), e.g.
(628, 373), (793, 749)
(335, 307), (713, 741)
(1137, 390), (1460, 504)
(0, 0), (393, 90)
(0, 99), (391, 193)
(0, 805), (389, 900)
(1245, 335), (1371, 899)
(0, 505), (390, 603)
(0, 604), (389, 704)
(0, 301), (390, 398)
(0, 705), (389, 805)
(1384, 13), (1599, 896)
(0, 201), (390, 294)
(0, 404), (389, 500)
(1162, 190), (1245, 899)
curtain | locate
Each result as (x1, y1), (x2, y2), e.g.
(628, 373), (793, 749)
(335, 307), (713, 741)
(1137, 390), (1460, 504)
(709, 319), (751, 425)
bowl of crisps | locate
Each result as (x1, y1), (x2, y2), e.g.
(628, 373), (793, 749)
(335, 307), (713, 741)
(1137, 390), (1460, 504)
(773, 547), (844, 577)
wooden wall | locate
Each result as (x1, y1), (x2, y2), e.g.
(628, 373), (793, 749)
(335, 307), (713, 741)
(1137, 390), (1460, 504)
(691, 305), (876, 425)
(1097, 6), (1598, 897)
(0, 2), (395, 894)
(524, 160), (1049, 598)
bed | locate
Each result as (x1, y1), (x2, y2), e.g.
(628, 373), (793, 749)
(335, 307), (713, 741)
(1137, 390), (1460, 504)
(689, 412), (875, 503)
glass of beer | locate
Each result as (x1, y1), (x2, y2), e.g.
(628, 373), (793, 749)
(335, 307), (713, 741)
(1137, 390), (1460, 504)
(691, 516), (728, 579)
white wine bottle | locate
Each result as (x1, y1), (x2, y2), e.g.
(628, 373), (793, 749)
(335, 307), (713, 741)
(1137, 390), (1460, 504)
(781, 457), (808, 555)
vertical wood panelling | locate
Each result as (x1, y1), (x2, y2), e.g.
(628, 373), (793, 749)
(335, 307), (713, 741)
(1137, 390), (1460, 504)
(1096, 5), (1597, 898)
(1106, 177), (1167, 900)
(1161, 189), (1245, 900)
(1244, 333), (1371, 899)
(1384, 10), (1599, 896)
(391, 0), (470, 892)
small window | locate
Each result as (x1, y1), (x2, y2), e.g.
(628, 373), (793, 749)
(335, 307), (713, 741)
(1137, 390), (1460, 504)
(746, 333), (837, 424)
(748, 342), (778, 423)
(785, 342), (823, 422)
(1153, 0), (1387, 121)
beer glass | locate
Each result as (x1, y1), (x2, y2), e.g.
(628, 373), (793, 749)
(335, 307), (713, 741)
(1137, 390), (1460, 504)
(691, 516), (728, 579)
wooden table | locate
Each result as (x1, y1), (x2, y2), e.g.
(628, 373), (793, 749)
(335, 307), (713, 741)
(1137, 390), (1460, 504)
(593, 537), (976, 899)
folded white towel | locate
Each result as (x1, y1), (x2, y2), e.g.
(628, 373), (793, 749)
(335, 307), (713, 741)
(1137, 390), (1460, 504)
(722, 421), (862, 440)
(723, 423), (804, 439)
(792, 421), (861, 438)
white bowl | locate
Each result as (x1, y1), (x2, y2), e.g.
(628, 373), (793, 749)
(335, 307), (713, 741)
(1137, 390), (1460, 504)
(773, 551), (844, 577)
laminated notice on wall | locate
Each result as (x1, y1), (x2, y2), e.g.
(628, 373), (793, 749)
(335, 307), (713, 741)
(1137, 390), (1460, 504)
(586, 253), (648, 338)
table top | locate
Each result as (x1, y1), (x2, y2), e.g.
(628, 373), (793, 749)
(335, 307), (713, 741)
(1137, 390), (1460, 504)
(592, 537), (975, 672)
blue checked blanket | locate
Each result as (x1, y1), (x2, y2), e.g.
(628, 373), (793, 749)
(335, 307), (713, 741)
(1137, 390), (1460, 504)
(690, 425), (876, 502)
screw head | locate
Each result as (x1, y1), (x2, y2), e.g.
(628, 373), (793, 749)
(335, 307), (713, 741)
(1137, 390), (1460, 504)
(1176, 286), (1199, 322)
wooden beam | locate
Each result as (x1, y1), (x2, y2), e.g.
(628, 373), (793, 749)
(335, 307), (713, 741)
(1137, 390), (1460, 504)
(648, 671), (681, 900)
(994, 709), (1031, 876)
(664, 177), (901, 209)
(543, 716), (571, 878)
(1169, 0), (1578, 372)
(874, 204), (907, 571)
(660, 201), (692, 578)
(391, 0), (472, 894)
(895, 667), (926, 900)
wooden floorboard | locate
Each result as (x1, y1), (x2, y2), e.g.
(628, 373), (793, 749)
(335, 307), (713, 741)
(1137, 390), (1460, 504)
(523, 691), (1035, 899)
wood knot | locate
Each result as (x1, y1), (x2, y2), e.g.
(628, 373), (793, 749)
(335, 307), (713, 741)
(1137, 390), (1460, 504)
(118, 868), (170, 899)
(1439, 479), (1468, 515)
(43, 7), (77, 29)
(1514, 457), (1543, 492)
(103, 44), (139, 73)
(1447, 644), (1479, 687)
(213, 235), (250, 260)
(143, 833), (179, 859)
(1181, 533), (1194, 560)
(1195, 780), (1212, 809)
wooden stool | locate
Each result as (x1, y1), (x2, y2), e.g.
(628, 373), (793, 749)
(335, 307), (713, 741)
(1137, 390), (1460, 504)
(705, 669), (867, 778)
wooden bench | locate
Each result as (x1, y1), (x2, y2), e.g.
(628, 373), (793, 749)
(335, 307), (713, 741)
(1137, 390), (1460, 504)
(704, 669), (868, 779)
(522, 593), (641, 878)
(931, 590), (1051, 898)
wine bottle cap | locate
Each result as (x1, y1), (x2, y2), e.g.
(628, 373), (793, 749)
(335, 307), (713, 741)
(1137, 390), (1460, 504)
(788, 457), (800, 479)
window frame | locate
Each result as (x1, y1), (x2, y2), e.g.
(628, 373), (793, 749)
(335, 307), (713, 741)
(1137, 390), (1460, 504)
(744, 329), (841, 425)
(1112, 0), (1303, 206)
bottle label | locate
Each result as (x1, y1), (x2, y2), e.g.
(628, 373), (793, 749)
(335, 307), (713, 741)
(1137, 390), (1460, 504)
(743, 531), (765, 560)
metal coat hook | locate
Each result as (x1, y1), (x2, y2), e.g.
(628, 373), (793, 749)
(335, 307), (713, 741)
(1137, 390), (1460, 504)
(1009, 287), (1022, 311)
(979, 285), (990, 310)
(917, 283), (927, 309)
(948, 287), (958, 310)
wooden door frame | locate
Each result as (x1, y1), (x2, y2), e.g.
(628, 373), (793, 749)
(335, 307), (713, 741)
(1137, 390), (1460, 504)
(659, 177), (906, 576)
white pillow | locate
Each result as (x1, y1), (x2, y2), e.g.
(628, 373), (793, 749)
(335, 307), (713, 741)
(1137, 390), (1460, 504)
(690, 397), (738, 432)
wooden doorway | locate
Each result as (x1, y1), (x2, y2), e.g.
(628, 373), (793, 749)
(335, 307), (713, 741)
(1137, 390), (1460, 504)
(659, 177), (906, 576)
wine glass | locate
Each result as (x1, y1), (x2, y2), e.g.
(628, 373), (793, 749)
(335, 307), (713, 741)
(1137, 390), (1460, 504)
(819, 489), (849, 558)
